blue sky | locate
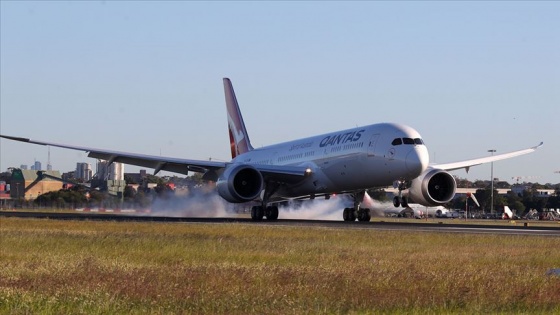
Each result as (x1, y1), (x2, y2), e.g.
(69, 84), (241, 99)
(1, 1), (558, 184)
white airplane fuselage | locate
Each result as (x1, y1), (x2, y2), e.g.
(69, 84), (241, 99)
(231, 122), (429, 200)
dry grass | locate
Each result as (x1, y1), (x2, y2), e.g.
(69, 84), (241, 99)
(1, 217), (559, 314)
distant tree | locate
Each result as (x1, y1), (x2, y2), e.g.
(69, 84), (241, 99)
(455, 177), (473, 188)
(495, 181), (511, 189)
(146, 174), (164, 184)
(123, 185), (136, 200)
(472, 180), (487, 189)
(124, 175), (138, 185)
(187, 173), (206, 186)
(166, 176), (179, 185)
(451, 195), (466, 211)
(134, 190), (151, 208)
(34, 189), (88, 208)
(522, 189), (546, 211)
(475, 188), (506, 212)
(494, 194), (506, 209)
(546, 195), (560, 209)
(510, 200), (526, 214)
(504, 191), (525, 213)
(154, 183), (174, 198)
(366, 188), (388, 202)
(474, 189), (491, 211)
(0, 171), (11, 184)
(87, 190), (105, 206)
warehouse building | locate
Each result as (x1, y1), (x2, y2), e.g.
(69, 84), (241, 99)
(10, 169), (63, 200)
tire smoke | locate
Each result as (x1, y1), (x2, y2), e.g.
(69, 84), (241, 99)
(278, 198), (349, 221)
(146, 190), (233, 218)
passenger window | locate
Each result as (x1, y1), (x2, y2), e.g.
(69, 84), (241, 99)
(414, 138), (423, 145)
(403, 138), (415, 145)
(391, 138), (402, 145)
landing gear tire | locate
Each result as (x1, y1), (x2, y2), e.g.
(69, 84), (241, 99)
(401, 196), (409, 208)
(343, 208), (356, 221)
(251, 206), (264, 221)
(265, 206), (279, 220)
(393, 196), (401, 208)
(357, 208), (371, 222)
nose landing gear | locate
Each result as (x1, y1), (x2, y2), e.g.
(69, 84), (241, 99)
(393, 180), (411, 208)
(392, 195), (408, 208)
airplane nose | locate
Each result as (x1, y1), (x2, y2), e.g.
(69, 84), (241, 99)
(405, 147), (429, 176)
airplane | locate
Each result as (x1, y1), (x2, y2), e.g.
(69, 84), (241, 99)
(377, 204), (458, 219)
(503, 206), (515, 219)
(0, 78), (543, 221)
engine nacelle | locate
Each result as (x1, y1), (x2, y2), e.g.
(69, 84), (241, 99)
(216, 164), (263, 203)
(407, 168), (456, 206)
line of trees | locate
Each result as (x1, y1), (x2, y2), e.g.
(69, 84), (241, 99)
(448, 186), (560, 214)
(3, 171), (558, 214)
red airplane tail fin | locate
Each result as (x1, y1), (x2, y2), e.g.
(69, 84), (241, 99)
(223, 78), (253, 158)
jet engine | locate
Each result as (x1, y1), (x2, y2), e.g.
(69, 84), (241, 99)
(407, 168), (456, 206)
(216, 164), (264, 203)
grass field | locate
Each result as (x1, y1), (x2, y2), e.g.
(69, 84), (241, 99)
(1, 217), (559, 314)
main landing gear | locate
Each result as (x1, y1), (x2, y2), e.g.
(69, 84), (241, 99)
(250, 183), (280, 221)
(342, 191), (371, 222)
(250, 205), (278, 221)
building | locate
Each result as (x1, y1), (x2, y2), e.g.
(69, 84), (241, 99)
(91, 161), (126, 198)
(510, 185), (556, 198)
(62, 171), (75, 180)
(124, 169), (148, 184)
(75, 163), (92, 181)
(96, 160), (124, 180)
(10, 169), (63, 200)
(30, 161), (42, 171)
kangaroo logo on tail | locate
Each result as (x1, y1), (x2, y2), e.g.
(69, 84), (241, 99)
(224, 78), (253, 158)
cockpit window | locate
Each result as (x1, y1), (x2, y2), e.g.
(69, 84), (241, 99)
(392, 137), (424, 146)
(403, 138), (415, 145)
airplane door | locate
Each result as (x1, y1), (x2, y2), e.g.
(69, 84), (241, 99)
(368, 134), (379, 157)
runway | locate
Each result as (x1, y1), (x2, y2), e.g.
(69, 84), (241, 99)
(2, 211), (559, 236)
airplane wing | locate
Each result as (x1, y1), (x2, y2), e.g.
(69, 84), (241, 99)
(0, 135), (227, 176)
(0, 134), (311, 182)
(431, 142), (543, 172)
